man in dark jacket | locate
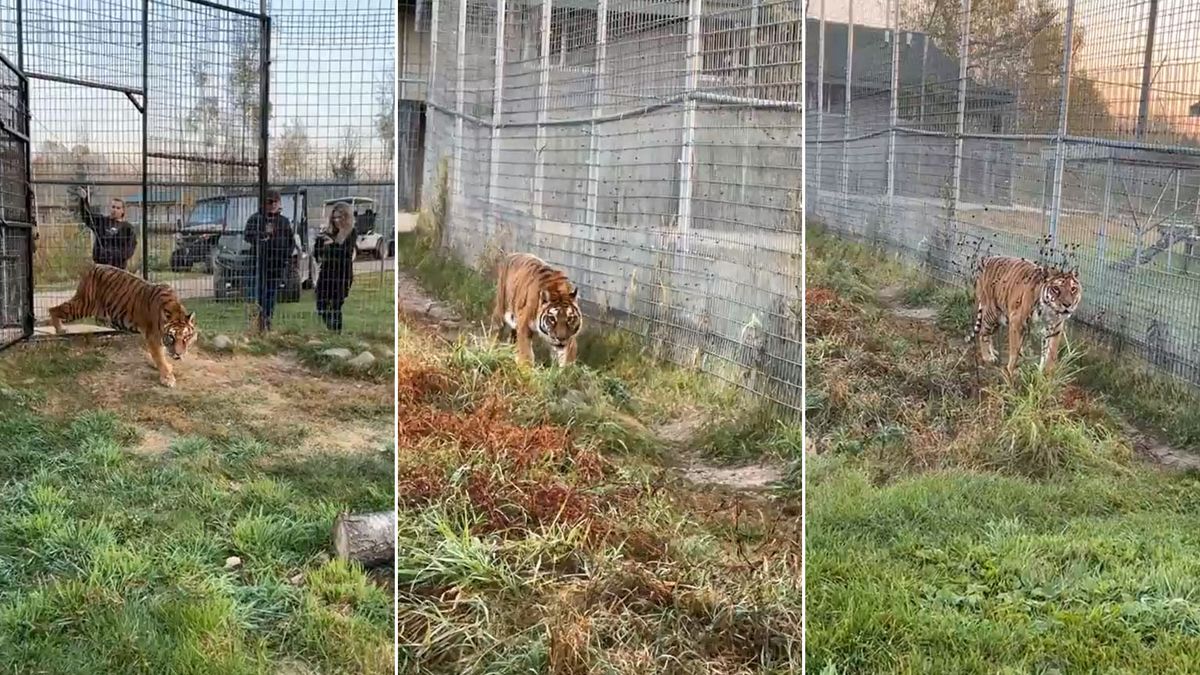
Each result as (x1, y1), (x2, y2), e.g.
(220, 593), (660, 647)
(244, 189), (294, 332)
(78, 187), (137, 269)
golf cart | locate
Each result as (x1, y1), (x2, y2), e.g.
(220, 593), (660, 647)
(320, 197), (392, 261)
(169, 196), (227, 273)
(211, 188), (310, 303)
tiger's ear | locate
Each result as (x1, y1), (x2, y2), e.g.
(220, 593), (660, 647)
(539, 289), (551, 304)
(186, 312), (196, 325)
(569, 286), (578, 301)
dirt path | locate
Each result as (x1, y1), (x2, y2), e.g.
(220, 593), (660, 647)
(875, 285), (1200, 472)
(394, 270), (785, 491)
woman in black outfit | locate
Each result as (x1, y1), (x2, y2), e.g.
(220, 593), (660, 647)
(314, 202), (357, 332)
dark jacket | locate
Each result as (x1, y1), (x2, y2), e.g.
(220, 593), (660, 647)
(244, 210), (294, 278)
(79, 196), (136, 268)
(314, 229), (357, 300)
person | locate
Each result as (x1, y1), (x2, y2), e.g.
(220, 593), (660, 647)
(78, 186), (137, 269)
(243, 189), (294, 332)
(314, 202), (357, 333)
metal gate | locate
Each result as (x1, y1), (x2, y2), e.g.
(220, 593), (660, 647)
(0, 52), (33, 351)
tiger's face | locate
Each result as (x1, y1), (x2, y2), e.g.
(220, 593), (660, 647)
(161, 312), (198, 360)
(537, 287), (582, 348)
(1042, 270), (1081, 317)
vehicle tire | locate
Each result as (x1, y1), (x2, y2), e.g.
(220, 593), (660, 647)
(169, 249), (191, 273)
(375, 237), (387, 260)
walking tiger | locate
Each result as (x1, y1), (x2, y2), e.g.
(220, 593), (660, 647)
(48, 264), (197, 388)
(966, 255), (1082, 379)
(492, 252), (582, 367)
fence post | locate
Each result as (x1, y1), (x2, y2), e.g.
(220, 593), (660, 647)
(532, 0), (551, 223)
(1047, 0), (1075, 248)
(950, 0), (969, 219)
(1098, 155), (1112, 261)
(426, 0), (439, 195)
(585, 0), (607, 265)
(487, 0), (507, 235)
(842, 0), (853, 215)
(676, 0), (701, 239)
(887, 0), (899, 206)
(815, 0), (824, 210)
(1136, 0), (1159, 138)
(141, 0), (149, 280)
(452, 0), (467, 198)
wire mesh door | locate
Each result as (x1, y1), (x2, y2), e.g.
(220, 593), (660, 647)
(142, 1), (268, 329)
(0, 53), (33, 351)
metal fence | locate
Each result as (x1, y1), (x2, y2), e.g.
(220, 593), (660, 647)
(807, 0), (1200, 386)
(0, 0), (394, 343)
(418, 0), (803, 415)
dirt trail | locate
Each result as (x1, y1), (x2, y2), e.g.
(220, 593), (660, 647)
(394, 270), (784, 491)
(875, 286), (1200, 472)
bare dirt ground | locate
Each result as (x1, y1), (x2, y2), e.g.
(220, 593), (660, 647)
(34, 338), (392, 456)
(394, 270), (785, 491)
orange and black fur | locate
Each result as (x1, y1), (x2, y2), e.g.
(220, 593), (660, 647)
(492, 253), (582, 366)
(966, 255), (1081, 378)
(48, 264), (197, 388)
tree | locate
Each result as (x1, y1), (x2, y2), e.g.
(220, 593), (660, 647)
(375, 79), (396, 165)
(274, 119), (311, 181)
(329, 128), (360, 183)
(902, 0), (1115, 136)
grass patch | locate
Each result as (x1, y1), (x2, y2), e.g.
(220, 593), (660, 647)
(0, 381), (393, 673)
(185, 270), (394, 343)
(807, 223), (1200, 672)
(394, 217), (801, 671)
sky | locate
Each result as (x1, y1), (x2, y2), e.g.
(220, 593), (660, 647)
(7, 0), (395, 183)
(809, 0), (1200, 138)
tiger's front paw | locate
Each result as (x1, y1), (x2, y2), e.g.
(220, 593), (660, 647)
(160, 374), (176, 388)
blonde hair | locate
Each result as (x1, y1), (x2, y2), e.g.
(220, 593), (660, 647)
(329, 202), (355, 243)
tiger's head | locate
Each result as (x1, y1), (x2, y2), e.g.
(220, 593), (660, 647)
(1041, 268), (1081, 317)
(161, 312), (198, 360)
(537, 286), (582, 349)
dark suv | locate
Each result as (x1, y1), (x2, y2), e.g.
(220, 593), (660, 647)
(211, 189), (310, 303)
(169, 197), (227, 273)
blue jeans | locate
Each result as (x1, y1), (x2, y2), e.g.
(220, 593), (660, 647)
(255, 272), (281, 330)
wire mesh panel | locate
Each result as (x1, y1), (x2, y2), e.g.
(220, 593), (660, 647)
(0, 52), (33, 349)
(11, 0), (394, 340)
(423, 0), (804, 416)
(807, 0), (1200, 387)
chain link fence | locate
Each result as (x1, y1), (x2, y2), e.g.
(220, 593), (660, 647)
(418, 0), (803, 416)
(807, 0), (1200, 386)
(4, 0), (394, 342)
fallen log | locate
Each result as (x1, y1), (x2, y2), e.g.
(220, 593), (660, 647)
(332, 511), (395, 568)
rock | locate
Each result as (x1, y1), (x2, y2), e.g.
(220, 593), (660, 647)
(315, 552), (331, 565)
(289, 572), (305, 586)
(379, 348), (395, 359)
(211, 335), (234, 351)
(346, 351), (376, 370)
(224, 556), (242, 570)
(321, 348), (353, 360)
(306, 339), (322, 346)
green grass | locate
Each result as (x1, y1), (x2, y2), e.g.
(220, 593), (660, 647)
(393, 219), (802, 672)
(0, 341), (393, 674)
(185, 270), (394, 343)
(806, 223), (1200, 673)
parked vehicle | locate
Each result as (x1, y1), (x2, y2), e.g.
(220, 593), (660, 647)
(168, 197), (226, 273)
(212, 189), (310, 303)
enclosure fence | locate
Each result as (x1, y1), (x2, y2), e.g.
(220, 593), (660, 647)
(806, 0), (1200, 387)
(0, 0), (395, 344)
(419, 0), (803, 415)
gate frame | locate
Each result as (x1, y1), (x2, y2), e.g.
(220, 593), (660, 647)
(10, 0), (271, 346)
(0, 5), (35, 351)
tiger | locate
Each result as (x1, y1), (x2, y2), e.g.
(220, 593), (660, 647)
(492, 252), (582, 367)
(966, 255), (1082, 379)
(48, 264), (198, 388)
